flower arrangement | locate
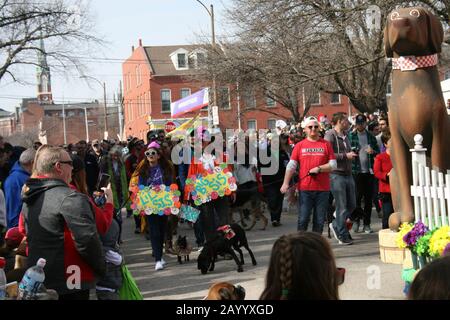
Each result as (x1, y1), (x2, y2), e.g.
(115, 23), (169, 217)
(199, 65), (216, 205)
(396, 222), (414, 249)
(415, 229), (435, 257)
(403, 221), (429, 253)
(428, 226), (450, 257)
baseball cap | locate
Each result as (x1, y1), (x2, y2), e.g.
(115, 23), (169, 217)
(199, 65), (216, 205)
(5, 227), (24, 248)
(355, 114), (367, 124)
(301, 116), (319, 129)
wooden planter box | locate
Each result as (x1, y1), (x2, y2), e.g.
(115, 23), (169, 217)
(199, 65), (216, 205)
(378, 229), (411, 265)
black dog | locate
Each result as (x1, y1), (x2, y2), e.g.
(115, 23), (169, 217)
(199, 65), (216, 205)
(174, 235), (192, 264)
(197, 224), (257, 274)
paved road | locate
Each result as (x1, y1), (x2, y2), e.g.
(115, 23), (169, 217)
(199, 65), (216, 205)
(120, 207), (405, 300)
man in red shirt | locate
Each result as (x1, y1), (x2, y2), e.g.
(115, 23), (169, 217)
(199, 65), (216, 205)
(281, 117), (337, 233)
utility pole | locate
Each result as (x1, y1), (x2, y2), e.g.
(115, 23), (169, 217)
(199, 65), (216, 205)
(103, 81), (108, 139)
(62, 96), (67, 144)
(236, 80), (241, 131)
(118, 81), (124, 141)
(84, 106), (89, 142)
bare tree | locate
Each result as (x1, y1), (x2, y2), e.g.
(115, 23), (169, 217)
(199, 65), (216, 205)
(6, 127), (38, 147)
(196, 0), (449, 118)
(0, 0), (104, 82)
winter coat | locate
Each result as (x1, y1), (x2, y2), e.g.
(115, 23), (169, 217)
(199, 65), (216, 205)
(4, 161), (30, 228)
(22, 177), (105, 295)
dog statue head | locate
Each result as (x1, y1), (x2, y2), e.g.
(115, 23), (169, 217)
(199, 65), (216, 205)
(384, 7), (443, 58)
(205, 282), (246, 300)
(197, 246), (212, 274)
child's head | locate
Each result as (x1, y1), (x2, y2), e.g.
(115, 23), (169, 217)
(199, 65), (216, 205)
(260, 232), (340, 300)
(408, 255), (450, 300)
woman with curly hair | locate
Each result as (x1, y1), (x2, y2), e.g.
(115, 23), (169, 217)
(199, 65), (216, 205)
(260, 232), (343, 300)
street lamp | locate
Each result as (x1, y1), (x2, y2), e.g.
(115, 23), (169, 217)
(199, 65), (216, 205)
(195, 0), (217, 129)
(80, 75), (108, 138)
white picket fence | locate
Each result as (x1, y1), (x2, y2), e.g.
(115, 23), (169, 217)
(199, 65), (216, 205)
(410, 134), (450, 229)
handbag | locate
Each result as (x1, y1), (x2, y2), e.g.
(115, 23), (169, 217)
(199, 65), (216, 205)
(180, 204), (200, 223)
(118, 264), (143, 300)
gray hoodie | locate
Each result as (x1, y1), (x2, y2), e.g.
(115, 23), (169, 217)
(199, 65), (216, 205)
(324, 129), (352, 176)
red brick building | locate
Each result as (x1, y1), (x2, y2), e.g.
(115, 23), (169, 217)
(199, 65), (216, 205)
(123, 41), (354, 138)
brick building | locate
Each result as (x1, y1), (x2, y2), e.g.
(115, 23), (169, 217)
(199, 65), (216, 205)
(0, 108), (16, 137)
(122, 40), (354, 139)
(16, 40), (120, 145)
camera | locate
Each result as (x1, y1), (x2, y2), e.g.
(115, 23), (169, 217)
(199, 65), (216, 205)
(351, 146), (360, 153)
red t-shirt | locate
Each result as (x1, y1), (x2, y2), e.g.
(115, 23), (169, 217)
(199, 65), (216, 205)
(291, 138), (335, 191)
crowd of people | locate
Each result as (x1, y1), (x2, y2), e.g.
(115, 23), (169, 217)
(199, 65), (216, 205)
(0, 109), (448, 300)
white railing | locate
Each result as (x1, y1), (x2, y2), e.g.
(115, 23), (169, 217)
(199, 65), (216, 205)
(410, 134), (450, 229)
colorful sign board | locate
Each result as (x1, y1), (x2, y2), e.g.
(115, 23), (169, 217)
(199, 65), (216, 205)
(131, 183), (181, 216)
(171, 88), (209, 117)
(185, 165), (237, 206)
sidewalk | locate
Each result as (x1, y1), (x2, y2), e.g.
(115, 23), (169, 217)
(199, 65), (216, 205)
(120, 208), (405, 300)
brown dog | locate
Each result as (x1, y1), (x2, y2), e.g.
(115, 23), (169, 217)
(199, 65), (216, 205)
(205, 282), (246, 300)
(384, 7), (450, 230)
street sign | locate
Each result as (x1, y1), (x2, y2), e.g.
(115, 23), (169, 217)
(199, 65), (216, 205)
(212, 106), (219, 126)
(165, 121), (177, 133)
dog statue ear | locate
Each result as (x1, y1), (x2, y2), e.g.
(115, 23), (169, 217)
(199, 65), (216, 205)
(218, 288), (233, 300)
(426, 10), (443, 54)
(384, 20), (393, 58)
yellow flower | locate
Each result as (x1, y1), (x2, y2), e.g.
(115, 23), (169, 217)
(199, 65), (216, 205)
(396, 222), (414, 249)
(429, 226), (450, 257)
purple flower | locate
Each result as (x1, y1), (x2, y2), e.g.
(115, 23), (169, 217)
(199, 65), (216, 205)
(403, 221), (429, 248)
(444, 243), (450, 256)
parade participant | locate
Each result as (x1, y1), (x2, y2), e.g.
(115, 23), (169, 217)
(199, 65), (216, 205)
(260, 133), (291, 227)
(137, 141), (176, 271)
(324, 112), (357, 245)
(75, 140), (100, 196)
(281, 117), (336, 233)
(260, 232), (342, 300)
(22, 146), (105, 300)
(184, 126), (233, 241)
(374, 129), (393, 229)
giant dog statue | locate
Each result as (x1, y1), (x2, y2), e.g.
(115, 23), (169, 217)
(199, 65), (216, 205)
(384, 7), (450, 230)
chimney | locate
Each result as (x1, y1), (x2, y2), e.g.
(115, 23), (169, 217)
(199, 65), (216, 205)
(131, 45), (135, 52)
(139, 39), (142, 47)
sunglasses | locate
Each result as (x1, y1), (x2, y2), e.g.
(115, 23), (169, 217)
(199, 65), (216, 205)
(145, 150), (158, 157)
(308, 125), (320, 130)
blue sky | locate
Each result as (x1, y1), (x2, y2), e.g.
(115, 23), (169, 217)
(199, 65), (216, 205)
(0, 0), (232, 112)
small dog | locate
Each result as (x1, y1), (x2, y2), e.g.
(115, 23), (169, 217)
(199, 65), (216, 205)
(197, 223), (257, 274)
(205, 282), (246, 300)
(174, 235), (192, 264)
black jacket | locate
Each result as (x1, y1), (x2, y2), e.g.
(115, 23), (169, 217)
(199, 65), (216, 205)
(22, 178), (105, 295)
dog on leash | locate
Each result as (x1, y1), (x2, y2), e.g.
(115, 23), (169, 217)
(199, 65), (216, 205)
(197, 224), (257, 274)
(230, 192), (268, 231)
(174, 235), (192, 264)
(205, 282), (246, 300)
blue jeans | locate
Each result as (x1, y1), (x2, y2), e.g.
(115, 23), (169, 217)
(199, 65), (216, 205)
(330, 174), (356, 240)
(147, 215), (168, 262)
(297, 191), (330, 234)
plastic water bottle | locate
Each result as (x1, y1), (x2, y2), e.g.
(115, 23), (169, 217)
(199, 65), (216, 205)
(17, 258), (46, 300)
(0, 257), (6, 300)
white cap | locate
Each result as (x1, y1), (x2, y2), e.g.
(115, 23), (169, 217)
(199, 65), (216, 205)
(275, 120), (287, 129)
(301, 116), (319, 129)
(37, 258), (46, 268)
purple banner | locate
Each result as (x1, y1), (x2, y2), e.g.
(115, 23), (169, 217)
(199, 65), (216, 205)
(171, 88), (209, 117)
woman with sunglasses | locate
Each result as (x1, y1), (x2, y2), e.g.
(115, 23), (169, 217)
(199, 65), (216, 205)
(137, 141), (175, 271)
(281, 116), (337, 234)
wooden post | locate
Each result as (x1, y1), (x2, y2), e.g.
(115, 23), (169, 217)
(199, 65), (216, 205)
(410, 134), (427, 223)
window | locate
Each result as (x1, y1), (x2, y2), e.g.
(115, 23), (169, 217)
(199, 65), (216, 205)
(266, 95), (276, 107)
(243, 88), (256, 109)
(267, 119), (276, 130)
(136, 66), (141, 86)
(177, 54), (187, 68)
(218, 87), (230, 110)
(196, 52), (206, 67)
(386, 79), (392, 96)
(311, 91), (321, 105)
(445, 69), (450, 80)
(180, 88), (191, 99)
(330, 93), (341, 104)
(247, 120), (257, 130)
(68, 111), (75, 117)
(161, 89), (171, 112)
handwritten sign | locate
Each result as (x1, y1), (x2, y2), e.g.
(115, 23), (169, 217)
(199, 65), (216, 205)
(180, 205), (201, 223)
(185, 165), (237, 206)
(131, 183), (181, 216)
